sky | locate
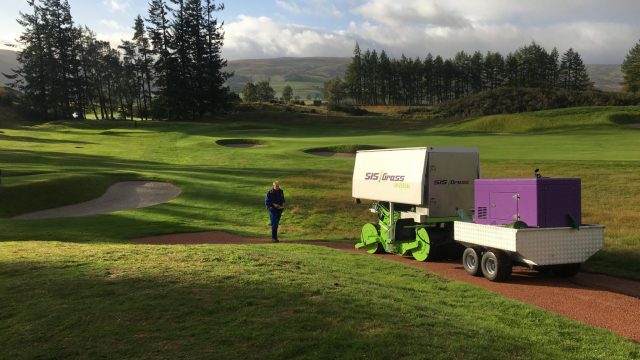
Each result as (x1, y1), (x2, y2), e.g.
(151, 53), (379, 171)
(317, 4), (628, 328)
(1, 0), (639, 64)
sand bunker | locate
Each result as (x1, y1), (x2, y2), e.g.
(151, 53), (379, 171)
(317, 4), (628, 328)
(304, 145), (385, 158)
(14, 181), (181, 220)
(216, 139), (267, 148)
(306, 151), (356, 158)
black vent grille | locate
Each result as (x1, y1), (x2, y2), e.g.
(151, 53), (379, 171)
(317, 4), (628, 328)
(477, 207), (488, 219)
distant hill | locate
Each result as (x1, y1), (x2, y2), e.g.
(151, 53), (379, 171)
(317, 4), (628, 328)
(586, 64), (623, 92)
(0, 50), (625, 95)
(0, 49), (20, 86)
(225, 57), (350, 99)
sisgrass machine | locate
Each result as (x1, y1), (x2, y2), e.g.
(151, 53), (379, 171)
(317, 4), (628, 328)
(352, 147), (480, 261)
(352, 147), (604, 281)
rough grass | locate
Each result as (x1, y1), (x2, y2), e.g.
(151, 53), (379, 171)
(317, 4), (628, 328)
(1, 242), (638, 360)
(0, 173), (126, 218)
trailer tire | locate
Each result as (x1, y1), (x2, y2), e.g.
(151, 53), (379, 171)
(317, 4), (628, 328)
(481, 250), (512, 282)
(551, 263), (581, 277)
(462, 248), (482, 276)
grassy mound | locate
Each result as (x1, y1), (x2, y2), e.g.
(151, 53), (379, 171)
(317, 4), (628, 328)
(0, 173), (127, 218)
(0, 107), (37, 128)
(439, 106), (640, 133)
(215, 138), (267, 147)
(305, 144), (385, 155)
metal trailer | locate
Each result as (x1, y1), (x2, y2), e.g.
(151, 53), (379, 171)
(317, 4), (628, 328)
(454, 178), (604, 281)
(454, 221), (604, 281)
(352, 149), (605, 282)
(352, 147), (480, 261)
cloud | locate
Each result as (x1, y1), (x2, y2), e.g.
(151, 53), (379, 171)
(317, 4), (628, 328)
(96, 31), (134, 48)
(99, 19), (124, 31)
(275, 0), (343, 18)
(223, 15), (352, 59)
(103, 0), (130, 12)
(354, 0), (640, 26)
(222, 8), (639, 64)
(354, 0), (469, 28)
(343, 0), (640, 63)
(275, 1), (301, 14)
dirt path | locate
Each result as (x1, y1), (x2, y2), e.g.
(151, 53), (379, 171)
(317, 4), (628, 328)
(133, 231), (640, 343)
(15, 181), (181, 220)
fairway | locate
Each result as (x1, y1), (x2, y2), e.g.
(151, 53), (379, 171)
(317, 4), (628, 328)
(1, 106), (640, 357)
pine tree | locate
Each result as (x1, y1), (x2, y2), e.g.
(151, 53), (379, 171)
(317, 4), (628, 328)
(133, 15), (153, 119)
(147, 0), (173, 118)
(344, 43), (363, 104)
(560, 48), (592, 91)
(622, 40), (640, 94)
(201, 0), (230, 113)
(378, 50), (391, 104)
(546, 48), (560, 88)
(11, 0), (49, 116)
(12, 0), (80, 118)
(483, 51), (504, 90)
(422, 53), (434, 104)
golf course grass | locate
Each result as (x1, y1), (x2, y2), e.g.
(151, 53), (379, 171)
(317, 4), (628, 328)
(2, 242), (638, 359)
(1, 106), (639, 357)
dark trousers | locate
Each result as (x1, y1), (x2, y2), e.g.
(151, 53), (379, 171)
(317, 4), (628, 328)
(269, 210), (282, 240)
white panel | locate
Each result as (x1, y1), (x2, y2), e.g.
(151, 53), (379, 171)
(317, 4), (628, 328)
(427, 151), (479, 217)
(515, 226), (605, 265)
(454, 222), (604, 266)
(352, 148), (427, 205)
(454, 221), (518, 252)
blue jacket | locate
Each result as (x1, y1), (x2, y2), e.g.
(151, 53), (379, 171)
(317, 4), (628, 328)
(265, 188), (285, 212)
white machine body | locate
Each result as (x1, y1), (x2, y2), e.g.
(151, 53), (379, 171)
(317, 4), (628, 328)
(352, 147), (480, 220)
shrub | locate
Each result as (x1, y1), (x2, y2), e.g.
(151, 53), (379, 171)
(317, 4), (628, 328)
(434, 88), (640, 120)
(327, 104), (369, 116)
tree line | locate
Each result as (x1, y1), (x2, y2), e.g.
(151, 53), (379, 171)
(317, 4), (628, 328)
(6, 0), (231, 121)
(326, 42), (594, 106)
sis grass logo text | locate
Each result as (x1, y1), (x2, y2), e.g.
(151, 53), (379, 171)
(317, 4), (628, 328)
(365, 172), (405, 182)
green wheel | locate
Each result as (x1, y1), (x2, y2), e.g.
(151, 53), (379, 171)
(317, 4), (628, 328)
(359, 223), (382, 254)
(412, 228), (431, 261)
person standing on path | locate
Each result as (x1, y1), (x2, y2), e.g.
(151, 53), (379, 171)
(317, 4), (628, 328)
(265, 181), (285, 242)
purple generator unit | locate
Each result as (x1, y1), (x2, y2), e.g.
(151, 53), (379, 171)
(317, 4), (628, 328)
(473, 178), (581, 228)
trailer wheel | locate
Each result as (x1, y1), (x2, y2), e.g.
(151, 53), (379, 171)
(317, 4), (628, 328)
(462, 248), (482, 276)
(481, 250), (512, 282)
(551, 263), (581, 277)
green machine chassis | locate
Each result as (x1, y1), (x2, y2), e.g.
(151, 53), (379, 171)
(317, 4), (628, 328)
(355, 202), (460, 261)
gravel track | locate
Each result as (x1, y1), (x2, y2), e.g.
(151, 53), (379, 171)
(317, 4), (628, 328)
(134, 231), (640, 343)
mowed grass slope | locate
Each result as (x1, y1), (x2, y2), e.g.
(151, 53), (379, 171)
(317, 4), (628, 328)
(1, 242), (638, 359)
(0, 106), (639, 357)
